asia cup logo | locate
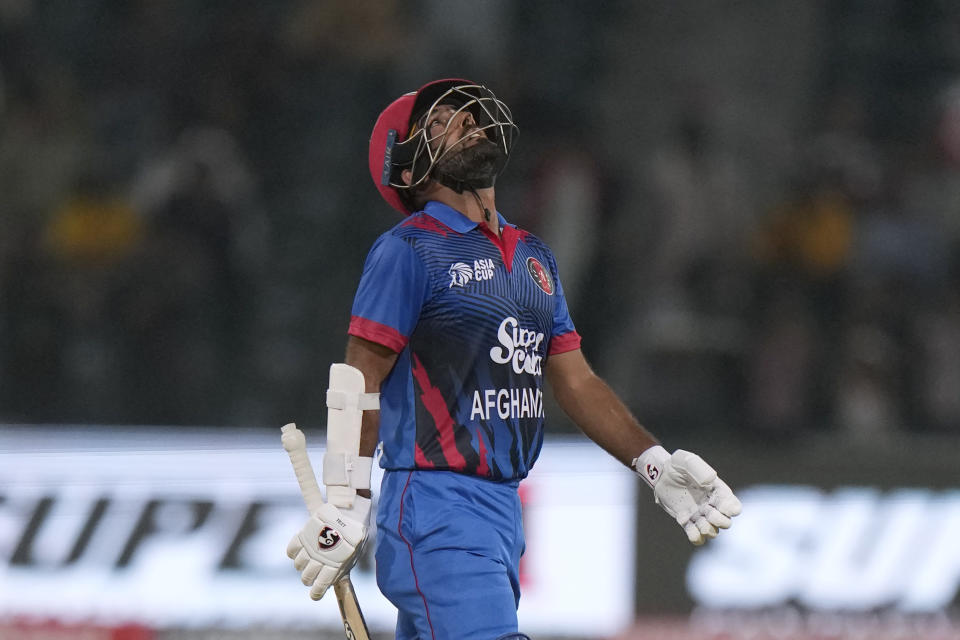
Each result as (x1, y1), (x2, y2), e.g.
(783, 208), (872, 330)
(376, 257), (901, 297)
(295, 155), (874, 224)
(317, 525), (341, 550)
(526, 257), (554, 295)
(449, 262), (473, 288)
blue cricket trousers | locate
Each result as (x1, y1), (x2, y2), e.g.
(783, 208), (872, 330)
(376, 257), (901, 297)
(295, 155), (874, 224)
(376, 469), (525, 639)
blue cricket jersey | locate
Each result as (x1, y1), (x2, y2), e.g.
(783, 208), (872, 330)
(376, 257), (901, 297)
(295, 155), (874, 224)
(348, 201), (581, 481)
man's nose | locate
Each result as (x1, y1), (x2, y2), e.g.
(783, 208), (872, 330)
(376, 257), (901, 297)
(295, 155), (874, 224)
(459, 110), (476, 129)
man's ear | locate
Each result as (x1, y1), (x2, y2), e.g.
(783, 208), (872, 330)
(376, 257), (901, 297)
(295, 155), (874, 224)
(401, 169), (413, 186)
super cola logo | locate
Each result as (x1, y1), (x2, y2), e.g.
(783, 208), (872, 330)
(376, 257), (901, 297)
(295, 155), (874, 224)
(490, 316), (545, 375)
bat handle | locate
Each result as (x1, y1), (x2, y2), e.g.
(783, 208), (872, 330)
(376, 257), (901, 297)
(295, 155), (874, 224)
(281, 424), (371, 640)
(281, 423), (325, 513)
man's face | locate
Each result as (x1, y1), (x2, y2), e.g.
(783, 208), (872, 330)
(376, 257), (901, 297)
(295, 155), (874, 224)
(417, 102), (505, 186)
(419, 103), (487, 156)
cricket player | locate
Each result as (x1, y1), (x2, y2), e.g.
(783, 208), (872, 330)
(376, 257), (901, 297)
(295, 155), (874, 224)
(286, 79), (742, 640)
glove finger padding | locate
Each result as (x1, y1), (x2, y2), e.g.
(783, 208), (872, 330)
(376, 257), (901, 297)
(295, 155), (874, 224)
(693, 515), (719, 539)
(309, 564), (342, 601)
(701, 504), (732, 529)
(293, 546), (310, 572)
(709, 478), (743, 517)
(301, 559), (322, 586)
(287, 534), (303, 560)
(683, 514), (719, 545)
(683, 521), (705, 545)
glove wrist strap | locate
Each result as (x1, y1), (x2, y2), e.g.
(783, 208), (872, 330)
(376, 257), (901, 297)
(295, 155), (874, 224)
(632, 445), (670, 489)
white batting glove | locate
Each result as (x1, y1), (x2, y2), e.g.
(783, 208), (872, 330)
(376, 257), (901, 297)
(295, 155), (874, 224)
(286, 496), (371, 600)
(633, 446), (742, 545)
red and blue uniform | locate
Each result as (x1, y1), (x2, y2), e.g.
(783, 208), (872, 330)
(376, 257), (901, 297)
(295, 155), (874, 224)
(349, 201), (580, 480)
(349, 201), (580, 638)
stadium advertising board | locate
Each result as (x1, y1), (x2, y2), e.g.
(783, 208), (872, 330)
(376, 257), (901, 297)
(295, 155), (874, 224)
(632, 438), (960, 625)
(0, 427), (635, 636)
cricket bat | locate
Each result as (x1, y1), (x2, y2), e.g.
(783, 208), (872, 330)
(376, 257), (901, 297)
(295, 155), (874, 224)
(281, 423), (371, 640)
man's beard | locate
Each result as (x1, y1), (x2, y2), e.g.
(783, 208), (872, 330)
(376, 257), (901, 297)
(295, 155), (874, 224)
(434, 138), (506, 189)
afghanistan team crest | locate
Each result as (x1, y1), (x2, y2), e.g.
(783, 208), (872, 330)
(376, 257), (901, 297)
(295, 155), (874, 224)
(526, 257), (554, 295)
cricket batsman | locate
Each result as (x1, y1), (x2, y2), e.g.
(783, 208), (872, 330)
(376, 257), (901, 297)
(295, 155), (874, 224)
(286, 78), (742, 639)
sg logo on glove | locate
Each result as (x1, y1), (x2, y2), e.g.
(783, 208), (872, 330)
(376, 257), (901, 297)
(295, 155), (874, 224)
(318, 526), (342, 550)
(645, 463), (661, 483)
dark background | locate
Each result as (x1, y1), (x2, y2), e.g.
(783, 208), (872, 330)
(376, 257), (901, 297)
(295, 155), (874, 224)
(2, 0), (960, 449)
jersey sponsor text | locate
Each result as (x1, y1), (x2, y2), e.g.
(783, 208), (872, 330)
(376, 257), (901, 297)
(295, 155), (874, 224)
(490, 316), (545, 375)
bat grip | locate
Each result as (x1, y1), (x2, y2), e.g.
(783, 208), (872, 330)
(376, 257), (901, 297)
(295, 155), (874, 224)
(282, 425), (371, 639)
(281, 423), (325, 513)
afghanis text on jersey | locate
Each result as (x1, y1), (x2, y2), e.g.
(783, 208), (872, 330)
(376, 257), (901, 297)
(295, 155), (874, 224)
(470, 387), (544, 421)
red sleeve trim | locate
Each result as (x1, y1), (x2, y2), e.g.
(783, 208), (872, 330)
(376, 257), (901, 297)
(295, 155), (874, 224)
(348, 316), (408, 352)
(548, 331), (582, 355)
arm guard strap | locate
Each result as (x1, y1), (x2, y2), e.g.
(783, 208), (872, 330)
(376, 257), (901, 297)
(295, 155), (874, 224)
(322, 363), (379, 508)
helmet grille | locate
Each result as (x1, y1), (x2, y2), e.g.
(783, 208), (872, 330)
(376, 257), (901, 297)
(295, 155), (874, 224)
(389, 82), (517, 191)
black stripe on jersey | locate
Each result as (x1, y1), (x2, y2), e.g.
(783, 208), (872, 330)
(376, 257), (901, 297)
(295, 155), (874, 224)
(478, 420), (504, 479)
(413, 413), (447, 469)
(454, 424), (482, 476)
(508, 420), (522, 480)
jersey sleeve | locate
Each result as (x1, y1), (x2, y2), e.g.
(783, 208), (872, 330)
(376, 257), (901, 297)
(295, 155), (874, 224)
(348, 234), (429, 352)
(545, 251), (582, 355)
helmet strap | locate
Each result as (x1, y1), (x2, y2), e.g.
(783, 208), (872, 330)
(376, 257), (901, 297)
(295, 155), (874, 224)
(468, 184), (493, 223)
(434, 171), (495, 194)
(435, 173), (494, 222)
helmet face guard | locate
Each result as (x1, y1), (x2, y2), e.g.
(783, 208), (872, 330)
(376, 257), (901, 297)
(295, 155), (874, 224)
(368, 79), (518, 214)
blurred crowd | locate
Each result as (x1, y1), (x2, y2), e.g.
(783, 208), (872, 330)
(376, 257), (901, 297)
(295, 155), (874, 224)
(1, 0), (959, 440)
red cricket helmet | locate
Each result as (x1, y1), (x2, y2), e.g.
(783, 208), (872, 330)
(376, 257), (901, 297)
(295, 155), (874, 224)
(367, 78), (518, 214)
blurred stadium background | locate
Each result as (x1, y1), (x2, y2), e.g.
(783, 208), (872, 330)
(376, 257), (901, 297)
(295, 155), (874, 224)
(2, 0), (960, 638)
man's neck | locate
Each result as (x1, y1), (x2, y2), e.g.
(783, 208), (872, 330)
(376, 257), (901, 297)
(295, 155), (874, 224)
(430, 186), (499, 235)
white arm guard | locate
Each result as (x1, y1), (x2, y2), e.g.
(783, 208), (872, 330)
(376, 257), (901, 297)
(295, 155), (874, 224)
(323, 363), (378, 509)
(633, 445), (742, 545)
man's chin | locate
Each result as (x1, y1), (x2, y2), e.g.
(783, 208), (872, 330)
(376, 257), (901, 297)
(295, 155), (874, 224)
(437, 140), (505, 185)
